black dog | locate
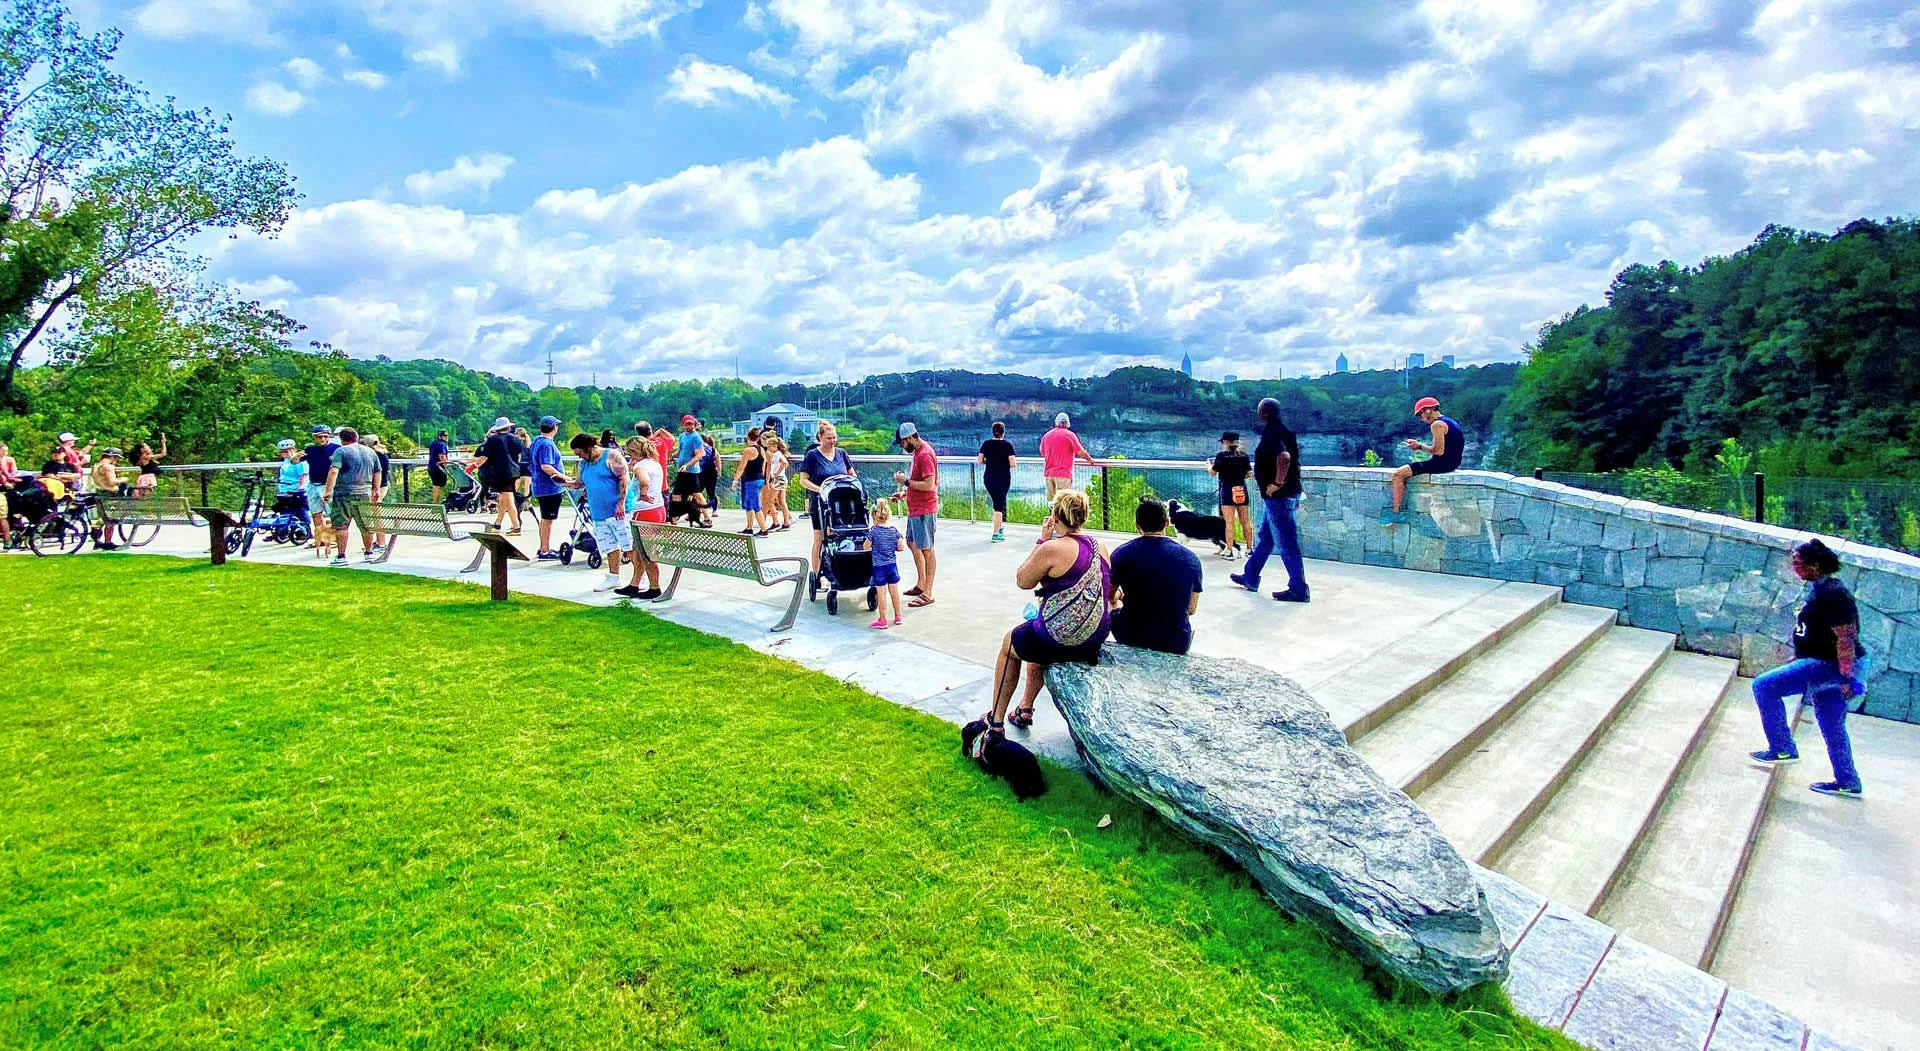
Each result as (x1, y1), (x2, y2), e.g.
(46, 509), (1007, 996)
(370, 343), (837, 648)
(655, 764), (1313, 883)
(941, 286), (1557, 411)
(1165, 499), (1232, 556)
(961, 720), (1048, 800)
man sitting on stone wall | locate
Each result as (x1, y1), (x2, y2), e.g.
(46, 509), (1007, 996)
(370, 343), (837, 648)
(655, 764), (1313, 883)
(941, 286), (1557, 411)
(1110, 497), (1204, 655)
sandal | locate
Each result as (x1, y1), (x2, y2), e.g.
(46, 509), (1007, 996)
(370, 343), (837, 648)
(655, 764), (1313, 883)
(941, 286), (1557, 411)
(904, 585), (924, 597)
(1008, 705), (1035, 729)
(909, 595), (935, 608)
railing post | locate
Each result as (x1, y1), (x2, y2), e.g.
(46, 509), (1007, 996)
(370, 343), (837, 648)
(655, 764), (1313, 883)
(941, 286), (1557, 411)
(402, 465), (411, 502)
(1753, 472), (1766, 524)
(1533, 467), (1544, 480)
(969, 462), (977, 523)
(200, 473), (210, 507)
(1100, 464), (1110, 531)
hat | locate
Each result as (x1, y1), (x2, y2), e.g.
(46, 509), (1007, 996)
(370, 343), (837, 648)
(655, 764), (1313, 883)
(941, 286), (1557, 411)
(101, 447), (123, 458)
(1412, 396), (1440, 415)
(364, 435), (381, 446)
(276, 438), (298, 451)
(311, 424), (333, 435)
(892, 422), (919, 447)
(1054, 412), (1070, 427)
(1220, 431), (1240, 443)
(490, 416), (512, 432)
(58, 432), (77, 442)
(681, 414), (697, 426)
(538, 415), (560, 429)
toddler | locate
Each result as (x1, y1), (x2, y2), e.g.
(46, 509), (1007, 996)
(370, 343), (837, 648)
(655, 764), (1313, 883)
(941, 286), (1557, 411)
(865, 501), (906, 628)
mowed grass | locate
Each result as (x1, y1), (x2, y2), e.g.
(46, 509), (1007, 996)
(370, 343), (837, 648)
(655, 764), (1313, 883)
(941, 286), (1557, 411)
(0, 557), (1566, 1049)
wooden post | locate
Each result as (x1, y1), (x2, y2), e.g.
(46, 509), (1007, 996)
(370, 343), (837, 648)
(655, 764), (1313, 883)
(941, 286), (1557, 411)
(194, 507), (240, 566)
(470, 533), (528, 601)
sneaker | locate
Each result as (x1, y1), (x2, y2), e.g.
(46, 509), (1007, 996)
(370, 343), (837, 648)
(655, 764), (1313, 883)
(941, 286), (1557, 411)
(369, 543), (387, 554)
(96, 541), (118, 551)
(869, 618), (889, 629)
(1748, 749), (1800, 768)
(330, 555), (350, 566)
(535, 550), (560, 561)
(756, 530), (771, 537)
(637, 588), (662, 600)
(613, 585), (642, 598)
(1809, 781), (1863, 799)
(593, 576), (620, 592)
(1228, 572), (1258, 593)
(739, 528), (755, 534)
(891, 616), (903, 625)
(362, 551), (379, 563)
(990, 532), (1004, 543)
(1272, 589), (1311, 603)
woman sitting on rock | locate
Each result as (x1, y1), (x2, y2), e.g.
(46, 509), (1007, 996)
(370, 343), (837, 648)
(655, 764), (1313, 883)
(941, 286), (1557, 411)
(977, 489), (1113, 745)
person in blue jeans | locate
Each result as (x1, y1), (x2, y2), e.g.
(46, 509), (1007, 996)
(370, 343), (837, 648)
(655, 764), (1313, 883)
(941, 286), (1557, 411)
(1750, 538), (1866, 798)
(1230, 397), (1308, 602)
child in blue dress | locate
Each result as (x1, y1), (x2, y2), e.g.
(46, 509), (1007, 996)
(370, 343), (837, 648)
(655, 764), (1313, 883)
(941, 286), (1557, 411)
(865, 501), (906, 629)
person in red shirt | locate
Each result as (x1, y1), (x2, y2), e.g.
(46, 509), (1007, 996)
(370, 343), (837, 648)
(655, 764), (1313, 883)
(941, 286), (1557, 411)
(1038, 412), (1094, 501)
(891, 422), (939, 606)
(642, 421), (673, 488)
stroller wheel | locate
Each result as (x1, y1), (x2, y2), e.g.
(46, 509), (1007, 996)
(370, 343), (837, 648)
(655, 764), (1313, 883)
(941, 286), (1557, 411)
(587, 551), (602, 570)
(867, 587), (878, 611)
(558, 542), (573, 565)
(809, 571), (819, 602)
(826, 590), (839, 616)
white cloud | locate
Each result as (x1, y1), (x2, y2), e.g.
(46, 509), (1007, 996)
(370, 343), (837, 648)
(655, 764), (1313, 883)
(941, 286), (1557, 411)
(283, 56), (326, 88)
(244, 81), (307, 118)
(131, 0), (277, 43)
(342, 69), (390, 90)
(663, 56), (796, 109)
(407, 43), (463, 77)
(557, 52), (602, 78)
(405, 154), (517, 201)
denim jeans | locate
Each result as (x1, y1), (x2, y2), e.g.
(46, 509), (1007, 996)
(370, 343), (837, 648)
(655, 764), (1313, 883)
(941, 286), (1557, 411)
(1753, 657), (1861, 789)
(1241, 495), (1306, 595)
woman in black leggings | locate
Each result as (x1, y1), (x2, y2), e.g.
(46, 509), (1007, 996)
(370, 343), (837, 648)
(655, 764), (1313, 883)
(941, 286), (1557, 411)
(977, 420), (1017, 542)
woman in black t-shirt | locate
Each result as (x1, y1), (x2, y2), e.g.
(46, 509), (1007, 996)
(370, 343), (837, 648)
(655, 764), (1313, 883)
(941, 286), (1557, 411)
(1749, 538), (1865, 797)
(977, 421), (1017, 543)
(1209, 432), (1253, 557)
(468, 421), (526, 534)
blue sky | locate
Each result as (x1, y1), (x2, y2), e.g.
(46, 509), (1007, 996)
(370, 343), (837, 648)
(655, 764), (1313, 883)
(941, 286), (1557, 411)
(78, 0), (1920, 387)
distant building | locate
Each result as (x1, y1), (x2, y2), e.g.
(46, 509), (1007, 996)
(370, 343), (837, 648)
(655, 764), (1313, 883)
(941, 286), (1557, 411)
(1222, 374), (1239, 385)
(1440, 355), (1456, 368)
(1407, 352), (1427, 369)
(1179, 351), (1193, 377)
(732, 402), (830, 443)
(1334, 353), (1350, 374)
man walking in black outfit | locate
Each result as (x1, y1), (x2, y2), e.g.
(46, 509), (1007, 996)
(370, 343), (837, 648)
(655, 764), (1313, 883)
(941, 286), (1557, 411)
(1230, 397), (1309, 602)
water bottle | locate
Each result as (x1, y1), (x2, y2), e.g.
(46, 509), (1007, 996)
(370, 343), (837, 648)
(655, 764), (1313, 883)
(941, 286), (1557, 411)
(1022, 602), (1040, 622)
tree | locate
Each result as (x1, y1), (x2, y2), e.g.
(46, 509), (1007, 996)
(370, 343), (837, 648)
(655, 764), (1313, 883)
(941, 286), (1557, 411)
(0, 0), (298, 403)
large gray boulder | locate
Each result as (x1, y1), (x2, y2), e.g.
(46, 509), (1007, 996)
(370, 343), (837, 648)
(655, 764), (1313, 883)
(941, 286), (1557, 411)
(1046, 645), (1508, 995)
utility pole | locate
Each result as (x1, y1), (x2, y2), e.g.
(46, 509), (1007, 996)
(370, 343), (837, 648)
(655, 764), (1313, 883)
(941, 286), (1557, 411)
(545, 351), (558, 390)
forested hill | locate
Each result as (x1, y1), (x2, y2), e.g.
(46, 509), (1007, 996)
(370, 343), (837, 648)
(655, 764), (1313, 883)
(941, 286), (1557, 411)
(345, 358), (1518, 454)
(1494, 219), (1920, 478)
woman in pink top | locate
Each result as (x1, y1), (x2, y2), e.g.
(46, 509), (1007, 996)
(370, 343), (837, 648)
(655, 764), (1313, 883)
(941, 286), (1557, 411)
(1038, 412), (1096, 501)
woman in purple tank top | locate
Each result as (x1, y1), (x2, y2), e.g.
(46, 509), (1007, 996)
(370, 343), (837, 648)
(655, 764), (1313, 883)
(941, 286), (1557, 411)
(977, 489), (1113, 742)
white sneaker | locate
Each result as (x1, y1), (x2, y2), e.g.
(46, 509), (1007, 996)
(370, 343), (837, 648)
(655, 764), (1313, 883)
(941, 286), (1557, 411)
(362, 551), (379, 563)
(330, 556), (349, 566)
(593, 575), (620, 592)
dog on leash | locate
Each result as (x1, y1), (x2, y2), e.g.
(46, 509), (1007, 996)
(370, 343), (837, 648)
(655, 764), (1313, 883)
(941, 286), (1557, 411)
(311, 514), (337, 560)
(961, 719), (1048, 800)
(1165, 499), (1233, 557)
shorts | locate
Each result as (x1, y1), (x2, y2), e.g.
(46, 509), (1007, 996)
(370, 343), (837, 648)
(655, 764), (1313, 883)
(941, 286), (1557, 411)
(536, 493), (564, 520)
(591, 515), (633, 554)
(1410, 459), (1459, 477)
(428, 466), (449, 487)
(1045, 476), (1071, 501)
(1011, 619), (1105, 666)
(870, 561), (901, 586)
(984, 480), (1009, 515)
(307, 481), (328, 511)
(741, 480), (763, 507)
(1220, 484), (1249, 507)
(672, 471), (702, 498)
(809, 502), (825, 531)
(907, 513), (937, 549)
(273, 493), (308, 515)
(328, 496), (366, 530)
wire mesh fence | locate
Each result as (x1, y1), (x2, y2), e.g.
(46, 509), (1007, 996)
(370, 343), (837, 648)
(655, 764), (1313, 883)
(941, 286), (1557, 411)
(1546, 471), (1920, 555)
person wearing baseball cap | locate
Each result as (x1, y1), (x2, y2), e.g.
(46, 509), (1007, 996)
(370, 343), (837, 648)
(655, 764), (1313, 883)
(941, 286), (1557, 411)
(468, 417), (527, 534)
(302, 425), (340, 544)
(528, 415), (570, 558)
(1039, 411), (1095, 502)
(670, 414), (707, 524)
(891, 422), (939, 606)
(1386, 395), (1464, 523)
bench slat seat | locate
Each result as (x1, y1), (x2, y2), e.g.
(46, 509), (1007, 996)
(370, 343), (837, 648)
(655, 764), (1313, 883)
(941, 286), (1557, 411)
(632, 521), (807, 632)
(97, 493), (200, 526)
(357, 501), (495, 571)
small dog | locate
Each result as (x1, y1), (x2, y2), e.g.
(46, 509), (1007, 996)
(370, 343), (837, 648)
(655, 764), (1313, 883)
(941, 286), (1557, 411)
(1165, 499), (1232, 556)
(961, 719), (1048, 800)
(311, 515), (337, 560)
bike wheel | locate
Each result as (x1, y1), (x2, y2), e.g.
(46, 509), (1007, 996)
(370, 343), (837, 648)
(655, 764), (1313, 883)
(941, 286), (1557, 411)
(290, 521), (311, 544)
(119, 514), (161, 548)
(224, 530), (243, 555)
(31, 517), (87, 556)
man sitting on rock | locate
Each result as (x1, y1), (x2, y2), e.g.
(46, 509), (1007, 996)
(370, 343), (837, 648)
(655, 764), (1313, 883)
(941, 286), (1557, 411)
(1110, 497), (1203, 656)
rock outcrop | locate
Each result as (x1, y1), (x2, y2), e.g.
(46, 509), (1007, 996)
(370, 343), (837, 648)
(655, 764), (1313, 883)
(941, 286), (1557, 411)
(1046, 645), (1508, 994)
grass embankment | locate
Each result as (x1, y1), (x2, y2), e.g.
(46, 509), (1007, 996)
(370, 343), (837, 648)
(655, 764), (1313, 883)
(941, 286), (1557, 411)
(0, 557), (1566, 1049)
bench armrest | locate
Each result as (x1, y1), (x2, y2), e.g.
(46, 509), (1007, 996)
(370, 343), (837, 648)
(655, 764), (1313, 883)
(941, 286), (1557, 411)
(754, 555), (808, 587)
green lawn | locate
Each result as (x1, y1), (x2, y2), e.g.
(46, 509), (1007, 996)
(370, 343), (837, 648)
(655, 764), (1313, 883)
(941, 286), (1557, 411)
(0, 557), (1566, 1049)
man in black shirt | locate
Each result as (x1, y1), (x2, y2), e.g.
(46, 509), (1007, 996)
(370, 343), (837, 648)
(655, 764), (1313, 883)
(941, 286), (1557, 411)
(1230, 397), (1308, 602)
(1111, 498), (1204, 654)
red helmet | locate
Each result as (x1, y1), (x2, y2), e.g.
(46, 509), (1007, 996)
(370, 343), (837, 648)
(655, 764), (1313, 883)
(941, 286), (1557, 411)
(1412, 397), (1440, 415)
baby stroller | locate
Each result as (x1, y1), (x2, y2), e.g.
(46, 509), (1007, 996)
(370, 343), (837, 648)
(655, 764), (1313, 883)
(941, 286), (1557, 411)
(808, 474), (878, 616)
(443, 462), (486, 514)
(554, 488), (603, 569)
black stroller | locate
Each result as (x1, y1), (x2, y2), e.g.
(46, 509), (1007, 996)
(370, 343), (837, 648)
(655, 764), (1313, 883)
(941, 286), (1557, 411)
(808, 474), (879, 616)
(554, 488), (603, 569)
(443, 462), (486, 514)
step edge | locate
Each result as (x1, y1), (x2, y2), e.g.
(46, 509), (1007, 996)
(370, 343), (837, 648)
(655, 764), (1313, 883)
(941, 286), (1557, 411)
(1473, 635), (1675, 867)
(1699, 692), (1805, 972)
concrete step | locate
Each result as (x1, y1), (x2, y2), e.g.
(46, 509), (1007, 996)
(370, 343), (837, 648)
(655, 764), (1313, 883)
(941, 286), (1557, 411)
(1354, 603), (1619, 794)
(1414, 625), (1675, 865)
(1495, 651), (1736, 915)
(1595, 679), (1790, 970)
(1308, 580), (1563, 738)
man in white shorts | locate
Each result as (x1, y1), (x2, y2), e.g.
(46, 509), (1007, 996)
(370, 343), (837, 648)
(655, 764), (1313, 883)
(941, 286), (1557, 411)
(567, 433), (631, 593)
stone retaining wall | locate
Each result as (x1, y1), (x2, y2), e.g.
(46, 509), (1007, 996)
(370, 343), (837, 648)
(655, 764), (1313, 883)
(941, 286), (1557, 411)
(1297, 467), (1920, 722)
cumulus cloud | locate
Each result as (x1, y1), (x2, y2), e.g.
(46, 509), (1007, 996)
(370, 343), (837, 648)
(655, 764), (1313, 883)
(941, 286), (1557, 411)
(282, 56), (326, 88)
(244, 80), (307, 117)
(405, 154), (517, 201)
(343, 69), (390, 89)
(132, 0), (278, 43)
(663, 57), (796, 110)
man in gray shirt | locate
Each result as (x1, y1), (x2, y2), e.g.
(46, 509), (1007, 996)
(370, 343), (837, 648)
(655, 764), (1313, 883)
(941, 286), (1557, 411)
(323, 427), (381, 565)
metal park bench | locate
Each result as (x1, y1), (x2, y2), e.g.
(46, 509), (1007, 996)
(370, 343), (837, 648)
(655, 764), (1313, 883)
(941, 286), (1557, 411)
(97, 493), (200, 548)
(631, 521), (808, 632)
(358, 502), (495, 572)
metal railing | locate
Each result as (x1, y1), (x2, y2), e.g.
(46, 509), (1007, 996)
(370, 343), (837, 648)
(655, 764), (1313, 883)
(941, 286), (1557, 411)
(1543, 469), (1920, 556)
